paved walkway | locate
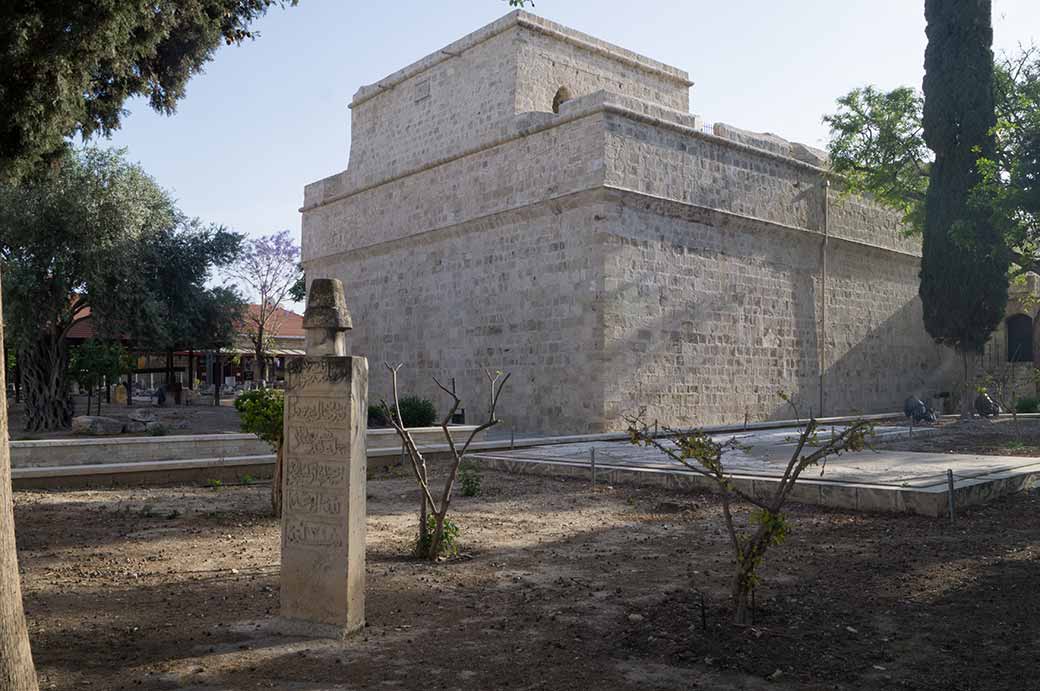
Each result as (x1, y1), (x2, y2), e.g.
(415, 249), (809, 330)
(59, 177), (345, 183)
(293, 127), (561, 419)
(472, 425), (1040, 516)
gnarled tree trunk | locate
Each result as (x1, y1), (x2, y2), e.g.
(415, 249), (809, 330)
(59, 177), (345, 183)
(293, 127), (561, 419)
(19, 331), (72, 431)
(0, 291), (41, 689)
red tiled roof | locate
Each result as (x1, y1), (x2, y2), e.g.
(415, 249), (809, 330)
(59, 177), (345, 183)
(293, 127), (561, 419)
(66, 305), (305, 341)
(245, 305), (304, 338)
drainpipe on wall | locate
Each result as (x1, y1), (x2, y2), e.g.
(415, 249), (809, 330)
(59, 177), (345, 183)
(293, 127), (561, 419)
(819, 178), (830, 418)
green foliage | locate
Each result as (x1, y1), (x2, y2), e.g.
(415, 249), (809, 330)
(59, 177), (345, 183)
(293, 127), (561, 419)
(288, 264), (307, 303)
(415, 516), (460, 559)
(0, 1), (298, 182)
(459, 461), (482, 497)
(241, 474), (256, 485)
(400, 396), (437, 427)
(368, 404), (389, 427)
(826, 47), (1040, 279)
(0, 147), (178, 430)
(148, 423), (167, 437)
(97, 221), (247, 356)
(920, 0), (1007, 355)
(235, 388), (284, 447)
(825, 86), (929, 232)
(390, 396), (438, 428)
(1015, 397), (1040, 413)
(69, 340), (132, 393)
(0, 146), (245, 430)
(206, 478), (223, 490)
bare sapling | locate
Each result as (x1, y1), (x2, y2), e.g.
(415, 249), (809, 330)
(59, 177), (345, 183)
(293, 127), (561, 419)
(382, 364), (510, 560)
(626, 394), (872, 626)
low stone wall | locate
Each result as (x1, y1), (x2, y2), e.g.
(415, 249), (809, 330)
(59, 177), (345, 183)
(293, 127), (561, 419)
(10, 426), (480, 469)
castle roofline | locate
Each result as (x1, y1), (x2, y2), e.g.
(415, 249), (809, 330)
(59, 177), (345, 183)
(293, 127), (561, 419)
(350, 10), (693, 109)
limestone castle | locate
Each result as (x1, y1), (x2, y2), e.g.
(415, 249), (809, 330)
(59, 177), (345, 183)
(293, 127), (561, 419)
(301, 11), (957, 434)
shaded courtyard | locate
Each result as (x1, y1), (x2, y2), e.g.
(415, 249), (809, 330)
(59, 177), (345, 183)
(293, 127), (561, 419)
(16, 469), (1039, 690)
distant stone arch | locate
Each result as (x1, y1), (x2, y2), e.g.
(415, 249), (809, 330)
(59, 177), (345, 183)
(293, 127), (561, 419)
(1006, 313), (1034, 362)
(552, 86), (573, 114)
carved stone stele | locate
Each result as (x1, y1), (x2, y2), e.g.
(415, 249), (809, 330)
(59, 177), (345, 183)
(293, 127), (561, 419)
(278, 279), (367, 636)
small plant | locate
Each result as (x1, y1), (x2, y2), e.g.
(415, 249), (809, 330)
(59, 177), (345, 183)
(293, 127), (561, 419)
(627, 393), (872, 626)
(1015, 397), (1040, 414)
(382, 364), (509, 560)
(206, 478), (223, 490)
(235, 387), (285, 516)
(459, 461), (482, 497)
(1005, 439), (1027, 451)
(147, 423), (167, 436)
(414, 516), (460, 558)
(241, 474), (256, 485)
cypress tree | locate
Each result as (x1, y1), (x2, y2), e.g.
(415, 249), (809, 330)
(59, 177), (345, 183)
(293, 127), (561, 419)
(920, 0), (1008, 415)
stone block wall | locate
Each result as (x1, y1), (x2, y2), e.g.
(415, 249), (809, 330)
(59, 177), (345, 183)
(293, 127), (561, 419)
(597, 192), (953, 427)
(302, 12), (960, 434)
(309, 194), (612, 434)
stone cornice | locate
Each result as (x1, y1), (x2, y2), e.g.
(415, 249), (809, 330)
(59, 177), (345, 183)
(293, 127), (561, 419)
(303, 186), (921, 270)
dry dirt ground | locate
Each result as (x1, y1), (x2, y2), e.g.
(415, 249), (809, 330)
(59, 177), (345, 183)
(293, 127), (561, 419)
(876, 415), (1040, 457)
(14, 468), (1040, 691)
(9, 399), (242, 440)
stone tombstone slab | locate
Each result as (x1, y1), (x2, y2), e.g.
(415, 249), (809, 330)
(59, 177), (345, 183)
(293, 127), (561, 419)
(280, 355), (368, 634)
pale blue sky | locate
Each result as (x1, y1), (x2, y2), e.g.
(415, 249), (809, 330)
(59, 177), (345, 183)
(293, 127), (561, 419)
(97, 0), (1040, 252)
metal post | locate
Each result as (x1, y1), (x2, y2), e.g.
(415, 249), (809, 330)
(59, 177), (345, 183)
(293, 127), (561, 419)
(909, 414), (914, 440)
(510, 425), (515, 450)
(590, 447), (596, 490)
(947, 469), (956, 524)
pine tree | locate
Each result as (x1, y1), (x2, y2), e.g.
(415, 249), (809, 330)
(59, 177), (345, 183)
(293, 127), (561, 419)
(920, 0), (1008, 416)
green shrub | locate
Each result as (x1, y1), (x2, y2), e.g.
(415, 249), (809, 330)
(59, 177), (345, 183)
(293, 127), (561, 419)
(398, 395), (437, 427)
(1015, 397), (1040, 414)
(459, 461), (482, 497)
(374, 396), (438, 428)
(415, 516), (460, 558)
(235, 388), (284, 447)
(147, 423), (167, 437)
(368, 404), (389, 427)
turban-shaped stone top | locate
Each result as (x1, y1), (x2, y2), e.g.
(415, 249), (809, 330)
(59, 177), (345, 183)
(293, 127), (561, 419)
(303, 278), (353, 331)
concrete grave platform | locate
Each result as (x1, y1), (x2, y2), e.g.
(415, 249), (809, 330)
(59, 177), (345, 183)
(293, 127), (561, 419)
(470, 425), (1040, 517)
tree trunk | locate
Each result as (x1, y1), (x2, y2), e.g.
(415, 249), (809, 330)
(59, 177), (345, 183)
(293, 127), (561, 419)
(20, 333), (72, 431)
(188, 350), (195, 389)
(417, 494), (429, 557)
(271, 444), (284, 517)
(960, 350), (976, 419)
(0, 290), (41, 690)
(126, 373), (133, 407)
(165, 350), (174, 388)
(213, 353), (222, 407)
(253, 327), (265, 387)
(253, 352), (264, 387)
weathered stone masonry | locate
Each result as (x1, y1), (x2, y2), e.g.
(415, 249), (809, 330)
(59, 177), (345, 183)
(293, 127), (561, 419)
(302, 11), (957, 434)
